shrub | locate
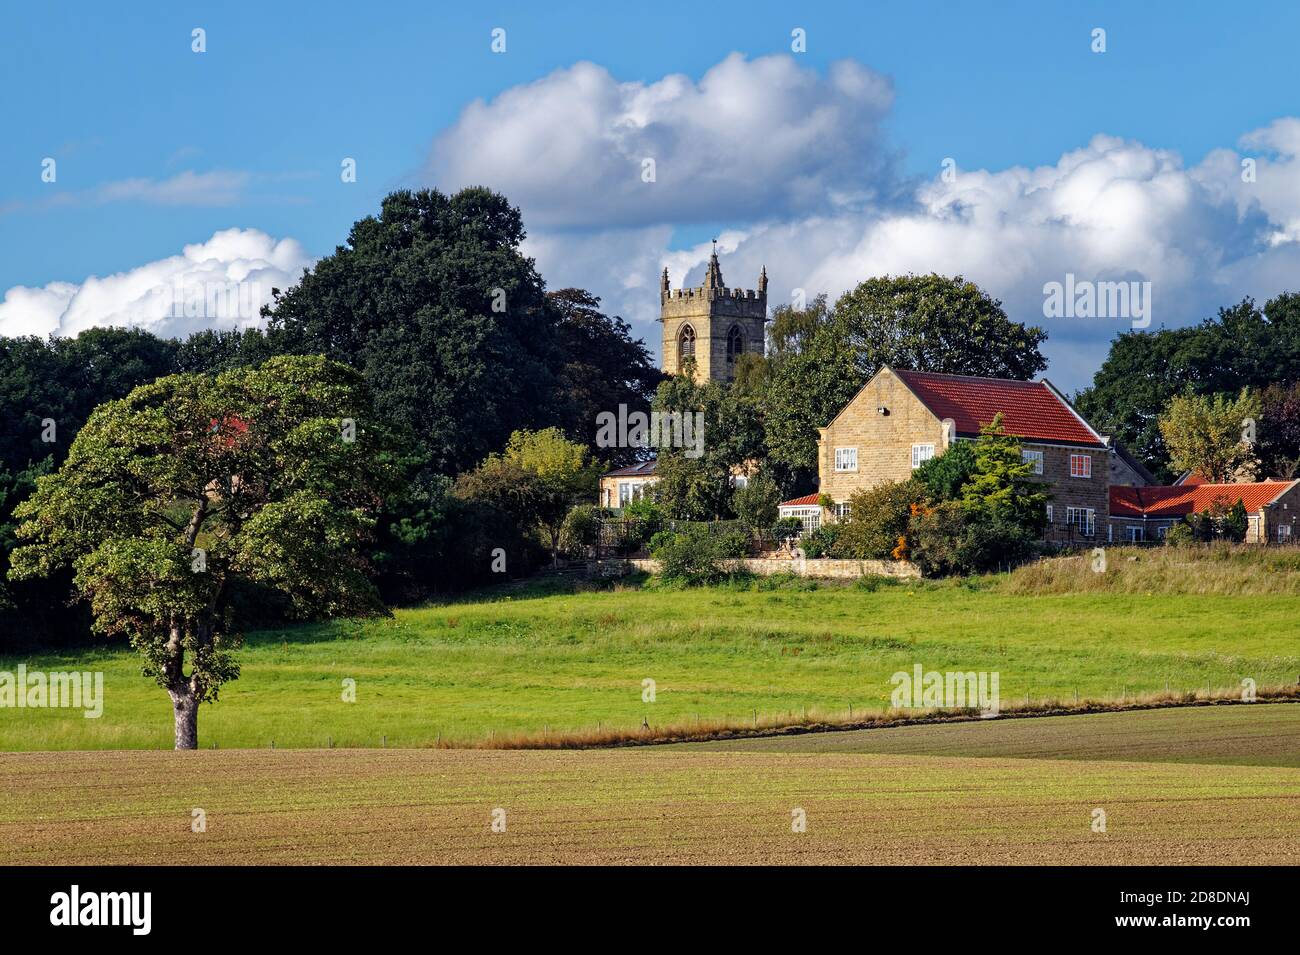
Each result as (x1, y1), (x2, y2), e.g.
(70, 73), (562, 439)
(772, 516), (803, 541)
(830, 479), (924, 559)
(908, 502), (1039, 577)
(716, 526), (753, 559)
(1165, 522), (1194, 547)
(651, 524), (729, 586)
(802, 524), (840, 558)
(558, 505), (602, 557)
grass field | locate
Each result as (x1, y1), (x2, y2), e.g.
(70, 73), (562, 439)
(3, 705), (1297, 865)
(682, 702), (1300, 766)
(2, 575), (1296, 749)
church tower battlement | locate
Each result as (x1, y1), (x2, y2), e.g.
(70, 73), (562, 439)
(658, 248), (767, 383)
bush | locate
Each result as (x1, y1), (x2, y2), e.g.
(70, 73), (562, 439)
(830, 480), (924, 559)
(1165, 522), (1194, 547)
(908, 502), (1039, 577)
(772, 516), (803, 541)
(802, 524), (840, 558)
(716, 527), (753, 559)
(558, 505), (604, 558)
(651, 524), (730, 586)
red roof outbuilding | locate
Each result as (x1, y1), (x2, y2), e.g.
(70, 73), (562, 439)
(1110, 481), (1295, 518)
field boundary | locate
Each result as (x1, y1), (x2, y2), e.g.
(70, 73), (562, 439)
(476, 687), (1300, 751)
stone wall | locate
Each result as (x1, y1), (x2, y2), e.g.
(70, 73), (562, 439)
(589, 556), (921, 580)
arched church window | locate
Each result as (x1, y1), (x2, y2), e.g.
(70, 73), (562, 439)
(678, 325), (696, 364)
(726, 325), (744, 363)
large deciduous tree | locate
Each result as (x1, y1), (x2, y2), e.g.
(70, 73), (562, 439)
(262, 187), (559, 477)
(1158, 389), (1261, 483)
(1076, 292), (1300, 480)
(7, 355), (404, 749)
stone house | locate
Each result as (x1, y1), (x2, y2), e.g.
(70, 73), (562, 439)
(779, 367), (1112, 542)
(599, 460), (659, 508)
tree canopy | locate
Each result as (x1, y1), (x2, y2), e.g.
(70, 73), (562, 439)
(8, 355), (404, 748)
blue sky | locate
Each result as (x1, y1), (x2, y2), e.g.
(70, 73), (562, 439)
(4, 1), (1300, 389)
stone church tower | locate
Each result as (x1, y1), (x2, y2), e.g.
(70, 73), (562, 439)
(659, 249), (767, 383)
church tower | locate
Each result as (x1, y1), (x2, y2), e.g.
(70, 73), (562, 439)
(659, 248), (767, 383)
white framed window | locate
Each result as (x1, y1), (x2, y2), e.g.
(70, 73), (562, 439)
(1157, 525), (1169, 539)
(1107, 523), (1113, 542)
(834, 447), (858, 472)
(1046, 504), (1053, 523)
(1278, 524), (1293, 543)
(1069, 454), (1092, 478)
(1066, 506), (1096, 537)
(618, 481), (634, 506)
(1125, 526), (1144, 543)
(911, 443), (935, 469)
(1022, 449), (1044, 474)
(731, 474), (748, 489)
(833, 502), (851, 520)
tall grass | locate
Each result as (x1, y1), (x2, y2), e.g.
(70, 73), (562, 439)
(1001, 543), (1300, 595)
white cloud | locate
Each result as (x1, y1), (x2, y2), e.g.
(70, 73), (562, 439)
(477, 56), (1300, 390)
(0, 228), (314, 339)
(429, 53), (900, 229)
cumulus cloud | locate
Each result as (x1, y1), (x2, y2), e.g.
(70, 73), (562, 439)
(0, 228), (314, 339)
(451, 54), (1300, 389)
(428, 53), (901, 228)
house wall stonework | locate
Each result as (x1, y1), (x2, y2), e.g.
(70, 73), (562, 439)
(1032, 444), (1108, 542)
(816, 368), (945, 503)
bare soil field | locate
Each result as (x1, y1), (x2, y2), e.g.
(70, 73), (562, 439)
(2, 742), (1297, 865)
(678, 702), (1300, 766)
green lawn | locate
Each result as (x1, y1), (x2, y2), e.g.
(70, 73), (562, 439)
(1, 576), (1295, 749)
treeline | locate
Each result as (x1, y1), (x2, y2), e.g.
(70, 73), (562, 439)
(1076, 293), (1300, 482)
(1, 187), (662, 646)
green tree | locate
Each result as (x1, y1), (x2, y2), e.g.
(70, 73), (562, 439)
(457, 428), (600, 563)
(832, 274), (1047, 382)
(546, 289), (664, 465)
(1076, 293), (1300, 480)
(263, 187), (560, 477)
(912, 441), (977, 501)
(1158, 389), (1261, 483)
(959, 414), (1049, 534)
(732, 470), (781, 527)
(652, 371), (765, 520)
(8, 355), (404, 749)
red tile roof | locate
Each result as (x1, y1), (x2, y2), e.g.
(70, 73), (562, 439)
(1110, 482), (1294, 518)
(779, 493), (821, 507)
(893, 369), (1104, 448)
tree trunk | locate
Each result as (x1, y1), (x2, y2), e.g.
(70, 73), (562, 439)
(171, 689), (198, 750)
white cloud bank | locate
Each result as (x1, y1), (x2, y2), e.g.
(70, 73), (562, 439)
(428, 53), (901, 229)
(430, 54), (1300, 389)
(0, 229), (314, 340)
